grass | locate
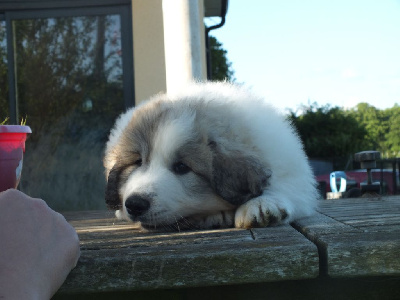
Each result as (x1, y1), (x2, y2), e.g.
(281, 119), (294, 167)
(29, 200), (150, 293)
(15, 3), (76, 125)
(0, 116), (27, 125)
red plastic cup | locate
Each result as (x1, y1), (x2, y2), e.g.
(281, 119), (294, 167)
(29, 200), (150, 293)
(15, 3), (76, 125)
(0, 125), (32, 192)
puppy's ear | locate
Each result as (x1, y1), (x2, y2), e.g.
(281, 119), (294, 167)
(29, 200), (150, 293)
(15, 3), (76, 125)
(105, 164), (123, 210)
(210, 142), (271, 205)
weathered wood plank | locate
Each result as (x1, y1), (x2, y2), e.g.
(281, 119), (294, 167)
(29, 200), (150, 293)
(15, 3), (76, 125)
(60, 211), (319, 293)
(294, 195), (400, 278)
(322, 232), (400, 277)
(58, 196), (400, 293)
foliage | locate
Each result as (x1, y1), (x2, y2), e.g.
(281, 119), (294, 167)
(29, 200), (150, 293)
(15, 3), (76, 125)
(0, 15), (126, 209)
(0, 117), (26, 125)
(289, 103), (400, 159)
(349, 103), (400, 158)
(0, 117), (9, 125)
(385, 105), (400, 155)
(0, 22), (9, 121)
(209, 35), (235, 81)
(0, 16), (125, 141)
(288, 103), (368, 159)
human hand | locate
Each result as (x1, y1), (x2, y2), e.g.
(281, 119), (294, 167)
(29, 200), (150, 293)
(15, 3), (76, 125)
(0, 189), (80, 299)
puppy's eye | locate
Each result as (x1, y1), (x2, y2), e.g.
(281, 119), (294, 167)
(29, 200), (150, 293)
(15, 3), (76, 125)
(172, 162), (191, 175)
(134, 158), (142, 166)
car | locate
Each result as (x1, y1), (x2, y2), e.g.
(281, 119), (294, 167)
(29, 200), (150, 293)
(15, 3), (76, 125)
(316, 169), (399, 198)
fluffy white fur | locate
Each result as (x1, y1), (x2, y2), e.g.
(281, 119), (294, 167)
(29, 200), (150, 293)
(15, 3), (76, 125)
(104, 82), (318, 230)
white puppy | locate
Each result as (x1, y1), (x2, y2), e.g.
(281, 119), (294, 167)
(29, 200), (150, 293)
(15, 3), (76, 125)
(104, 82), (318, 230)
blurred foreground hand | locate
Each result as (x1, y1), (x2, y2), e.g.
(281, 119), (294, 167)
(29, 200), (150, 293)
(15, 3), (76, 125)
(0, 189), (80, 299)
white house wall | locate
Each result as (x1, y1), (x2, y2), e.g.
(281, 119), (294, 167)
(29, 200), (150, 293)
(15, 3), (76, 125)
(132, 0), (167, 105)
(132, 0), (207, 105)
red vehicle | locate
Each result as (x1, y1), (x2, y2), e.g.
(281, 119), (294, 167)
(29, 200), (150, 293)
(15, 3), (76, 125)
(316, 169), (399, 198)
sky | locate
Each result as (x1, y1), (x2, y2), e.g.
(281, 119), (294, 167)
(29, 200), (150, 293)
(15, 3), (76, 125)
(208, 0), (400, 113)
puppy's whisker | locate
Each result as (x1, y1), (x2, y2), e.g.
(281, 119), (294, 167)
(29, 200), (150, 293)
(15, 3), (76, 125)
(179, 215), (198, 230)
(174, 217), (181, 233)
(150, 212), (157, 230)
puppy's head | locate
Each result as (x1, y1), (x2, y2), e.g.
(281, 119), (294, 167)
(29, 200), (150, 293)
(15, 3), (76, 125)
(104, 97), (270, 229)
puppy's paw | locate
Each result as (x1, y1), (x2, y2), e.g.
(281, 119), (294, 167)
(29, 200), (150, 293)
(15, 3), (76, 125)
(234, 198), (288, 229)
(188, 210), (235, 229)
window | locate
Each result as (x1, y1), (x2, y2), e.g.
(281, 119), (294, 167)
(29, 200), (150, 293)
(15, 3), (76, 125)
(1, 4), (134, 210)
(0, 14), (8, 119)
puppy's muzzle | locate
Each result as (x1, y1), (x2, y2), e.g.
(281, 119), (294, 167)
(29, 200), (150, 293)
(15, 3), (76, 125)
(125, 194), (151, 217)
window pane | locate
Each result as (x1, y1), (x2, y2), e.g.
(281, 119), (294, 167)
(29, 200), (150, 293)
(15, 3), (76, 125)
(0, 18), (8, 121)
(16, 15), (125, 210)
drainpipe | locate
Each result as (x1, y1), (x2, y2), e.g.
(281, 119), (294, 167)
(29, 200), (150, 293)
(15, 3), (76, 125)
(205, 0), (228, 80)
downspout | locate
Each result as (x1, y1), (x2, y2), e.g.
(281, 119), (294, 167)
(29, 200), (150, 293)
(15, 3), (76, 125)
(205, 0), (228, 80)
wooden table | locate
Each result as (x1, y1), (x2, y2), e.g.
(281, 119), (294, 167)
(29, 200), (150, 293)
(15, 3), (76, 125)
(55, 196), (400, 299)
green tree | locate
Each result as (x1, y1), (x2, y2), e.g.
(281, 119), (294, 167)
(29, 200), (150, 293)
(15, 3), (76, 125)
(12, 16), (123, 141)
(6, 15), (126, 210)
(209, 35), (235, 81)
(383, 105), (400, 157)
(0, 22), (8, 121)
(288, 103), (369, 159)
(349, 103), (389, 154)
(290, 102), (400, 160)
(348, 103), (400, 158)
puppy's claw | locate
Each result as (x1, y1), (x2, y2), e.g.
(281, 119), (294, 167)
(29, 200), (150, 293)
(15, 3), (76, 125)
(235, 198), (288, 229)
(188, 210), (235, 229)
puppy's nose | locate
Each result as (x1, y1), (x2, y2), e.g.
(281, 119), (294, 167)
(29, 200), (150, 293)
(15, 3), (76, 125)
(125, 195), (150, 217)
